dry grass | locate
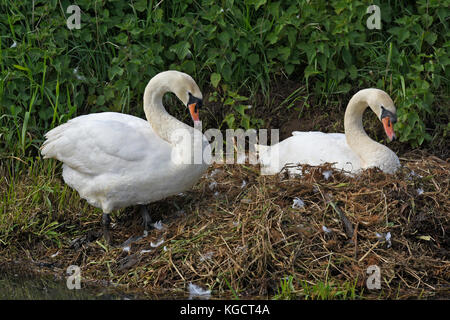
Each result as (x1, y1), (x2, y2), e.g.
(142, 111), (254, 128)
(0, 151), (449, 299)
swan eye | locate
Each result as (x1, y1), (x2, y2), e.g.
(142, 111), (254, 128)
(187, 92), (202, 108)
(380, 106), (397, 123)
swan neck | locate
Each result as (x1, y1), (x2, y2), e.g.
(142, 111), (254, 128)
(143, 81), (191, 143)
(344, 92), (382, 165)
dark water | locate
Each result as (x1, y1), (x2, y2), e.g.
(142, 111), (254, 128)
(0, 271), (138, 300)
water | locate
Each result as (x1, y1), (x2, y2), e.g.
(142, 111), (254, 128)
(0, 269), (136, 300)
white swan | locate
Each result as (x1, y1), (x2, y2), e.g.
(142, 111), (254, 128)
(41, 71), (211, 242)
(257, 88), (401, 175)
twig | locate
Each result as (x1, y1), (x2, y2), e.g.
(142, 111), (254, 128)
(329, 201), (354, 239)
(358, 241), (379, 263)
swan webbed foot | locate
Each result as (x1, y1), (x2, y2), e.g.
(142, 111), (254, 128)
(140, 205), (152, 231)
(102, 213), (112, 245)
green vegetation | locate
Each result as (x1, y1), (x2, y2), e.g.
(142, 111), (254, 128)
(1, 0), (449, 162)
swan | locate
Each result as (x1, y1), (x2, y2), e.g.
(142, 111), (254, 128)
(41, 71), (211, 243)
(256, 88), (401, 175)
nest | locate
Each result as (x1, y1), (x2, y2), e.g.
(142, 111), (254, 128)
(1, 151), (449, 299)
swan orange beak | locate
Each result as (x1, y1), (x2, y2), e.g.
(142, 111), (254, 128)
(188, 103), (200, 123)
(382, 117), (396, 141)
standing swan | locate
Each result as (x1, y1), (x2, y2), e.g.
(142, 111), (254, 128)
(41, 71), (211, 242)
(257, 89), (401, 175)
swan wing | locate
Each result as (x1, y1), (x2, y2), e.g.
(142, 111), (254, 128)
(41, 113), (170, 175)
(259, 131), (360, 174)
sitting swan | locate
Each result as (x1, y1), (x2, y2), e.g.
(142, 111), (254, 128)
(257, 88), (401, 175)
(41, 71), (211, 242)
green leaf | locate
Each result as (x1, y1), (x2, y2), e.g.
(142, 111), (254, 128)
(246, 0), (267, 10)
(169, 41), (191, 60)
(108, 65), (124, 81)
(211, 73), (221, 88)
(278, 47), (291, 62)
(224, 113), (235, 129)
(115, 33), (128, 45)
(342, 47), (352, 66)
(248, 53), (259, 65)
(423, 31), (437, 45)
(97, 95), (105, 106)
(285, 64), (295, 75)
(134, 0), (148, 12)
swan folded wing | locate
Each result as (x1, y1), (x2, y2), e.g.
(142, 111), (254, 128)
(285, 131), (358, 168)
(41, 116), (161, 175)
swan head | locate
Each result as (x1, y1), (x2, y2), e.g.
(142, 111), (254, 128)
(170, 71), (203, 124)
(145, 70), (203, 124)
(366, 89), (397, 141)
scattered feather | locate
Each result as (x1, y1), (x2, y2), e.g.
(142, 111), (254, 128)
(199, 251), (214, 262)
(10, 41), (17, 48)
(240, 180), (247, 188)
(122, 246), (131, 253)
(152, 220), (164, 230)
(151, 238), (164, 248)
(407, 170), (422, 180)
(323, 170), (332, 180)
(140, 249), (152, 254)
(376, 232), (392, 248)
(209, 181), (217, 190)
(292, 197), (305, 209)
(417, 188), (424, 196)
(188, 283), (211, 300)
(50, 251), (60, 258)
(209, 169), (222, 178)
(73, 67), (86, 81)
(322, 226), (332, 234)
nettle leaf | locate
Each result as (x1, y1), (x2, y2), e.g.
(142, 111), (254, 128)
(211, 73), (221, 88)
(169, 41), (191, 60)
(423, 31), (437, 46)
(134, 0), (148, 12)
(278, 47), (291, 62)
(246, 0), (267, 11)
(265, 31), (278, 45)
(248, 53), (259, 65)
(104, 87), (115, 100)
(222, 64), (232, 82)
(108, 65), (124, 81)
(218, 31), (231, 46)
(304, 65), (320, 78)
(388, 27), (410, 44)
(115, 33), (128, 45)
(237, 39), (249, 56)
(181, 60), (196, 74)
(342, 47), (352, 66)
(348, 65), (358, 79)
(285, 64), (295, 75)
(224, 113), (235, 129)
(96, 95), (105, 106)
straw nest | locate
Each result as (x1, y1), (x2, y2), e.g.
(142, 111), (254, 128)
(2, 151), (449, 299)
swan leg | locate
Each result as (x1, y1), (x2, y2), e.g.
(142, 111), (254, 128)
(140, 205), (152, 231)
(102, 212), (112, 244)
